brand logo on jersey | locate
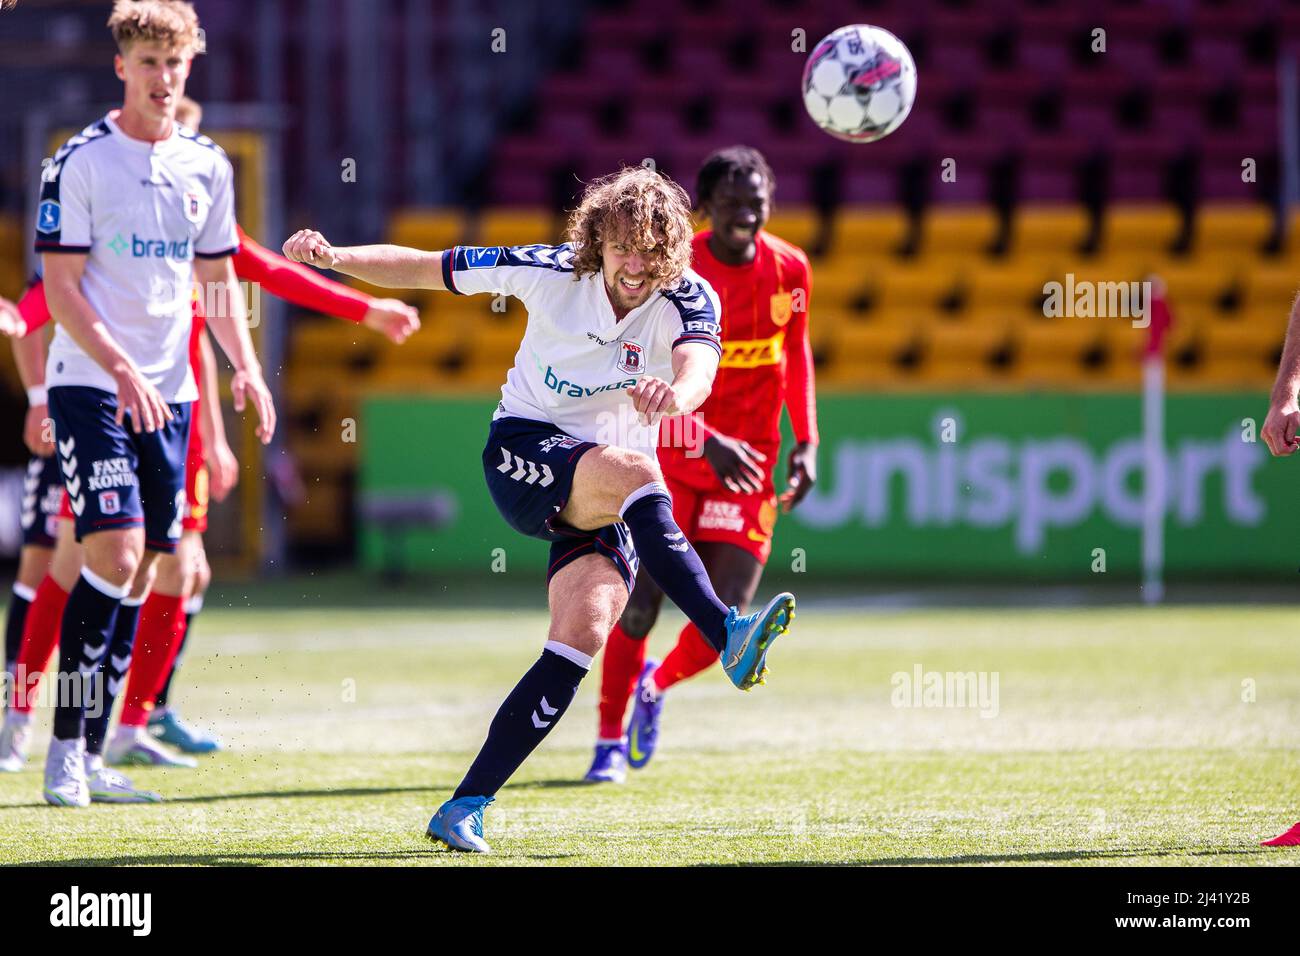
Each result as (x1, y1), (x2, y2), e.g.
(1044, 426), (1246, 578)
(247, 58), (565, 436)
(108, 232), (192, 260)
(466, 247), (503, 269)
(770, 292), (794, 327)
(98, 490), (121, 515)
(37, 200), (61, 234)
(683, 319), (721, 336)
(183, 191), (204, 223)
(720, 331), (786, 369)
(616, 341), (644, 375)
(543, 366), (636, 400)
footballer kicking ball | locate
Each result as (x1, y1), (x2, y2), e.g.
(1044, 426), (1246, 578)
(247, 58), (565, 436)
(801, 24), (917, 143)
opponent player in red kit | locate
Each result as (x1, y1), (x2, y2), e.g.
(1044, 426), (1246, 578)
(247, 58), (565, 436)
(585, 146), (818, 782)
(0, 98), (420, 780)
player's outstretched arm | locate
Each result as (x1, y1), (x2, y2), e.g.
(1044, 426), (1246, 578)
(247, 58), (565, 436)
(43, 252), (173, 433)
(195, 255), (276, 445)
(1263, 291), (1300, 456)
(282, 229), (447, 292)
(236, 231), (420, 343)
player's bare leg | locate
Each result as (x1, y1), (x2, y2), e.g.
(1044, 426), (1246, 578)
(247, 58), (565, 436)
(586, 564), (665, 782)
(429, 555), (628, 852)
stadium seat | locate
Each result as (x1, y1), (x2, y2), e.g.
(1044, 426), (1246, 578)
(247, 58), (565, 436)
(389, 209), (466, 251)
(1010, 206), (1090, 257)
(477, 209), (562, 247)
(1195, 204), (1275, 255)
(827, 208), (909, 259)
(1103, 205), (1183, 252)
(924, 207), (1000, 257)
(763, 208), (818, 253)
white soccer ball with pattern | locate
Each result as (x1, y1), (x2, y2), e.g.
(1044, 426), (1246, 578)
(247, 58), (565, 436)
(801, 24), (917, 143)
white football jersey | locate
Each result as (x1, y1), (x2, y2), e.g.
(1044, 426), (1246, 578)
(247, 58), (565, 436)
(35, 112), (239, 403)
(443, 243), (722, 456)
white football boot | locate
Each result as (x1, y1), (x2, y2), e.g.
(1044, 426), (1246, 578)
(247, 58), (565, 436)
(0, 711), (34, 772)
(106, 726), (198, 768)
(84, 752), (162, 803)
(43, 736), (90, 807)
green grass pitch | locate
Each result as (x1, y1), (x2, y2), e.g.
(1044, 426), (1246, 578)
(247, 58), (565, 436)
(2, 592), (1298, 866)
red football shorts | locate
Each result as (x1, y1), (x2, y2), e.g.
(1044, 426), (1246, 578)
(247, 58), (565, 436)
(659, 445), (779, 564)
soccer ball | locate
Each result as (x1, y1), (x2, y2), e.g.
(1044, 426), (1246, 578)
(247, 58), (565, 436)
(801, 24), (917, 143)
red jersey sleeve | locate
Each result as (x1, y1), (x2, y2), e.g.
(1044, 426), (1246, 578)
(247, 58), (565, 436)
(785, 255), (819, 445)
(17, 278), (52, 337)
(231, 226), (371, 322)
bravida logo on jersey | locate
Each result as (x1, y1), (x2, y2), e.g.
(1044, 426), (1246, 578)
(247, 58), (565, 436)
(110, 233), (192, 260)
(616, 341), (644, 375)
(466, 247), (503, 269)
(543, 366), (636, 399)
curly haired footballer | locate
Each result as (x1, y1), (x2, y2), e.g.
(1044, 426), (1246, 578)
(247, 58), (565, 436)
(565, 165), (695, 287)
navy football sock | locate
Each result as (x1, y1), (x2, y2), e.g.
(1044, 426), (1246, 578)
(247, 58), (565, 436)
(84, 596), (143, 756)
(620, 482), (729, 651)
(452, 644), (590, 800)
(4, 583), (34, 677)
(52, 569), (126, 742)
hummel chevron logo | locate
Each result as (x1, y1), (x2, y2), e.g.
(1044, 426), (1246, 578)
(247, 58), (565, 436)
(496, 447), (554, 487)
(70, 495), (85, 516)
(531, 696), (559, 729)
(61, 456), (78, 478)
(66, 475), (81, 497)
(58, 436), (75, 457)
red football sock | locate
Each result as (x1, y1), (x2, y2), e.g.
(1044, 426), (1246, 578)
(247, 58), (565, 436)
(119, 592), (186, 727)
(11, 575), (68, 714)
(1261, 822), (1300, 847)
(653, 623), (719, 692)
(597, 622), (647, 741)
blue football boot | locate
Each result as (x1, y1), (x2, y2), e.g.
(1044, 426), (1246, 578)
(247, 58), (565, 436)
(720, 592), (796, 691)
(626, 659), (663, 769)
(583, 741), (628, 783)
(427, 795), (494, 853)
(149, 709), (223, 754)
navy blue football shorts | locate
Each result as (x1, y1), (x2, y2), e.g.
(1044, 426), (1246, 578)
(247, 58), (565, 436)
(47, 385), (192, 554)
(482, 415), (639, 592)
(20, 454), (64, 549)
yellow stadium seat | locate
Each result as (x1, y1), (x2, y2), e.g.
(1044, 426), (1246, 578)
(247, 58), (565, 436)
(389, 208), (466, 250)
(477, 209), (562, 247)
(1150, 259), (1235, 309)
(924, 207), (1000, 256)
(827, 208), (908, 258)
(1240, 264), (1299, 315)
(828, 318), (919, 364)
(1196, 203), (1275, 254)
(921, 315), (1011, 366)
(873, 262), (952, 313)
(1014, 316), (1104, 362)
(1103, 204), (1182, 252)
(1201, 314), (1285, 359)
(289, 321), (379, 366)
(1011, 206), (1090, 257)
(963, 262), (1043, 313)
(763, 208), (819, 252)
